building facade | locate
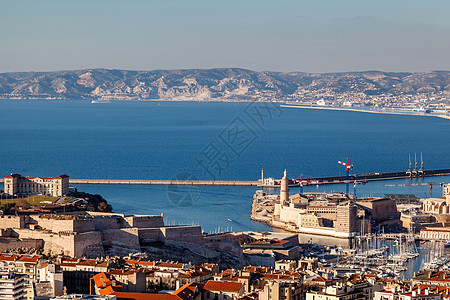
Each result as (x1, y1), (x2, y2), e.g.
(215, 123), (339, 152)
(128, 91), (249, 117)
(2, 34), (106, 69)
(306, 281), (373, 300)
(375, 287), (442, 300)
(422, 184), (450, 215)
(0, 272), (27, 300)
(419, 228), (450, 241)
(3, 174), (69, 196)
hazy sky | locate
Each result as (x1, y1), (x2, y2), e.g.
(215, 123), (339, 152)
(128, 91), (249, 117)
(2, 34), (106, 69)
(2, 0), (450, 73)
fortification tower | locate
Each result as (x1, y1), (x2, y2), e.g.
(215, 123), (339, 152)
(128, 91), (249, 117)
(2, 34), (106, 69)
(280, 170), (290, 205)
(335, 202), (359, 236)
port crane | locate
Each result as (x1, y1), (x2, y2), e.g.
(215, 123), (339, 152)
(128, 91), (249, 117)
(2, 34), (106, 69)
(419, 152), (424, 176)
(414, 153), (418, 176)
(406, 154), (412, 177)
(407, 153), (424, 177)
(338, 158), (353, 197)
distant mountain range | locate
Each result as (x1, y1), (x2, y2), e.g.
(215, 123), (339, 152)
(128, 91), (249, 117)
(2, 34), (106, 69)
(0, 68), (449, 101)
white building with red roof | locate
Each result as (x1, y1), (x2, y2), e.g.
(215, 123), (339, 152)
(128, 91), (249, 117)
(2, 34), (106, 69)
(0, 253), (41, 281)
(203, 280), (244, 299)
(375, 285), (443, 300)
(3, 173), (69, 196)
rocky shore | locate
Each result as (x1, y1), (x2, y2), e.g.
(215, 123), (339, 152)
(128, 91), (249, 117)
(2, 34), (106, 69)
(250, 192), (299, 233)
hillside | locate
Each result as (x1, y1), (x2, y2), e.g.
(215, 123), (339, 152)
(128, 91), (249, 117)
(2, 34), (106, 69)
(1, 68), (449, 102)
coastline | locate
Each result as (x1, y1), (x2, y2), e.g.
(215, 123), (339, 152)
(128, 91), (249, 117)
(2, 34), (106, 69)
(3, 98), (448, 120)
(281, 104), (450, 120)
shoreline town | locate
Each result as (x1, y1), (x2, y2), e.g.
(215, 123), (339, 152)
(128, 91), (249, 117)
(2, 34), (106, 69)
(1, 172), (450, 299)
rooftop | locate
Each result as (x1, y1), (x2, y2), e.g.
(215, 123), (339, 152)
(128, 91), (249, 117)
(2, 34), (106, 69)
(204, 281), (243, 293)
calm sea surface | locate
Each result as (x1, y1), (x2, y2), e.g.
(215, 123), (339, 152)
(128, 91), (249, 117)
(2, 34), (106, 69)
(1, 100), (449, 234)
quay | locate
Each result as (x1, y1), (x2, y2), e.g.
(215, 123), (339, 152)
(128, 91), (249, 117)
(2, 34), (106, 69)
(371, 233), (422, 241)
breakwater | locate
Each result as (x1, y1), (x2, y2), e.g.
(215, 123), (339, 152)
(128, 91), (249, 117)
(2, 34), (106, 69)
(1, 169), (448, 187)
(69, 179), (259, 186)
(308, 168), (450, 184)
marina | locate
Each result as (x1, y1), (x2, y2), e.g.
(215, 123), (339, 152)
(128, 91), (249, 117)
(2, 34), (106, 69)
(323, 235), (450, 279)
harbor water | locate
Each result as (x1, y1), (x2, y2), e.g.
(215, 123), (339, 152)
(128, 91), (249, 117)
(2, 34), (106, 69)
(0, 100), (449, 236)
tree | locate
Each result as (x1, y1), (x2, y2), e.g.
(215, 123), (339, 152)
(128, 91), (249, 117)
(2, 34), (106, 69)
(15, 198), (31, 210)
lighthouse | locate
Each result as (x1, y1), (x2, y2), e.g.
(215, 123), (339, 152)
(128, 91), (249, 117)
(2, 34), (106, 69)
(280, 169), (290, 204)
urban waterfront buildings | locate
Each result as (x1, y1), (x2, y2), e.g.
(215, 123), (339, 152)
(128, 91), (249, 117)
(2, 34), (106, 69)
(0, 171), (449, 299)
(252, 171), (401, 238)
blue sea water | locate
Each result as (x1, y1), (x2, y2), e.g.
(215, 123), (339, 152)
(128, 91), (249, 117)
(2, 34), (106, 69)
(0, 100), (449, 233)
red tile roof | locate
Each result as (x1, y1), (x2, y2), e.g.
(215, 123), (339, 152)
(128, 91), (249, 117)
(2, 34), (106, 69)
(99, 286), (115, 295)
(155, 262), (184, 269)
(109, 269), (140, 276)
(172, 282), (199, 300)
(4, 174), (69, 180)
(262, 274), (299, 280)
(60, 263), (77, 268)
(62, 257), (80, 263)
(137, 261), (154, 267)
(96, 261), (110, 268)
(99, 279), (201, 300)
(17, 255), (40, 263)
(4, 174), (21, 178)
(204, 281), (243, 293)
(92, 272), (113, 289)
(77, 259), (97, 266)
(109, 292), (180, 300)
(125, 259), (139, 265)
(0, 253), (20, 262)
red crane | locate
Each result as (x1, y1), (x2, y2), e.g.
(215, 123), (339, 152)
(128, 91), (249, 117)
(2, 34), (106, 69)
(338, 158), (353, 197)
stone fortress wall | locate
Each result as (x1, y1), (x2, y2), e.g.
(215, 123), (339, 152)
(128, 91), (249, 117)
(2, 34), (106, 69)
(0, 237), (43, 252)
(160, 226), (203, 244)
(0, 213), (203, 258)
(123, 215), (165, 228)
(28, 216), (96, 233)
(0, 215), (27, 229)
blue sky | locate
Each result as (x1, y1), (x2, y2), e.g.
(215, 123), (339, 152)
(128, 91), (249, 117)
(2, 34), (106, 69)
(1, 0), (450, 73)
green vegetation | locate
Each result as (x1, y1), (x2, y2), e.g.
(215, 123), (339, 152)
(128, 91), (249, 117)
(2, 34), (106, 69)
(67, 190), (112, 212)
(0, 189), (111, 213)
(0, 195), (57, 206)
(0, 194), (74, 212)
